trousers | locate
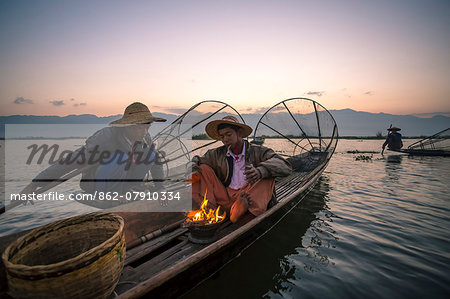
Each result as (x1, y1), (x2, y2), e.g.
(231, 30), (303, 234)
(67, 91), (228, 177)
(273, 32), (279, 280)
(192, 164), (274, 217)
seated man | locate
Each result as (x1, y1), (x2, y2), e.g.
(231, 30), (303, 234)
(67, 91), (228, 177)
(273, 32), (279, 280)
(21, 102), (166, 196)
(190, 116), (292, 223)
(382, 126), (403, 151)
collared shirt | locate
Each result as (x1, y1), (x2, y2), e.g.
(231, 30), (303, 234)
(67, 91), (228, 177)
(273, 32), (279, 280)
(226, 143), (247, 190)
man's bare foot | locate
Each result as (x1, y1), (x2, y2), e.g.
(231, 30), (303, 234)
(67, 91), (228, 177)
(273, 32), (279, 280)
(230, 191), (250, 223)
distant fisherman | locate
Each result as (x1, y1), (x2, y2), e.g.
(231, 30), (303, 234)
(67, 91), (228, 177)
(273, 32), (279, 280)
(382, 125), (403, 152)
(189, 116), (292, 223)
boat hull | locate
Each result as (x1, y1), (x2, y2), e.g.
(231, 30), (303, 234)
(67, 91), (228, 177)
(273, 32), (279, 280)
(117, 164), (326, 298)
(388, 148), (450, 157)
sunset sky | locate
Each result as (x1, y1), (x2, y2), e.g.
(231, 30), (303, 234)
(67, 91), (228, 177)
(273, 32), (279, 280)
(1, 0), (449, 116)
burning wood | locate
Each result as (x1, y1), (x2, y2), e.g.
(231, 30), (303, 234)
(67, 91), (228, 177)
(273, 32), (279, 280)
(186, 189), (226, 225)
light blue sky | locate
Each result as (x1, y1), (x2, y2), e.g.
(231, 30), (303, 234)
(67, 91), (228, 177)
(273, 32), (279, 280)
(1, 0), (449, 116)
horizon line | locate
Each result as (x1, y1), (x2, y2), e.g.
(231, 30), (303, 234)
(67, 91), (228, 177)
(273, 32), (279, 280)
(1, 108), (450, 118)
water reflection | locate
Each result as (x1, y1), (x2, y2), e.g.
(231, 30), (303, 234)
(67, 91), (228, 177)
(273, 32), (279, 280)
(183, 176), (333, 298)
(386, 154), (403, 164)
(383, 154), (403, 184)
(269, 176), (337, 297)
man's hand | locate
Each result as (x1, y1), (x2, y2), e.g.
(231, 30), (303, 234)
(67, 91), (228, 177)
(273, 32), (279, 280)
(185, 161), (202, 176)
(244, 164), (261, 184)
(184, 162), (202, 186)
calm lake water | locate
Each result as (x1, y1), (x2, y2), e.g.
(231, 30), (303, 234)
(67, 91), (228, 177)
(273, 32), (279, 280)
(184, 139), (450, 298)
(1, 139), (449, 298)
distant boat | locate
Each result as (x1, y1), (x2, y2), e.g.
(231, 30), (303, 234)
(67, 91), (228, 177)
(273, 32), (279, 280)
(389, 128), (450, 156)
(250, 136), (265, 145)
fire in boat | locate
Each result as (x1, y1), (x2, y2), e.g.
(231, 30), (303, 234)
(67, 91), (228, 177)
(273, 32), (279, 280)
(0, 98), (338, 298)
(185, 189), (226, 225)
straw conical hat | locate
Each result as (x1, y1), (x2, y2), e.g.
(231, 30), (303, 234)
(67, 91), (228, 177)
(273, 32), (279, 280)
(109, 102), (166, 126)
(205, 115), (252, 140)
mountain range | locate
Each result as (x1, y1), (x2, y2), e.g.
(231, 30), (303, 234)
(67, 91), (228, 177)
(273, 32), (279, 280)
(1, 109), (449, 138)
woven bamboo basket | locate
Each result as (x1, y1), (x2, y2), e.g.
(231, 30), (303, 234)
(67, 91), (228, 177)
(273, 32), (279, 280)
(1, 212), (125, 299)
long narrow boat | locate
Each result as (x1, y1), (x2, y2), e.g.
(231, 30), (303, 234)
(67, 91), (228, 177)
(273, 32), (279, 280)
(0, 98), (338, 298)
(388, 128), (450, 157)
(113, 98), (338, 298)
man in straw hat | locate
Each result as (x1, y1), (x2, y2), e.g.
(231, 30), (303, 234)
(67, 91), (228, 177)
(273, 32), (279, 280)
(189, 115), (292, 223)
(382, 125), (403, 153)
(22, 102), (167, 197)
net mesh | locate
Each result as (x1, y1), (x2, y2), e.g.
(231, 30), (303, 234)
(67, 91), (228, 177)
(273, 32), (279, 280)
(152, 101), (244, 179)
(408, 128), (450, 152)
(252, 98), (338, 161)
(151, 98), (338, 180)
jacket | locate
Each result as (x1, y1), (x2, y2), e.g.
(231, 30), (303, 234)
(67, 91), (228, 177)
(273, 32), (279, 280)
(383, 132), (403, 149)
(193, 140), (292, 187)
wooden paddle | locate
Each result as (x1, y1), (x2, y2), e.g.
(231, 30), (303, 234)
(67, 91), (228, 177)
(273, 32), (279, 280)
(0, 165), (93, 215)
(125, 218), (185, 250)
(381, 124), (392, 155)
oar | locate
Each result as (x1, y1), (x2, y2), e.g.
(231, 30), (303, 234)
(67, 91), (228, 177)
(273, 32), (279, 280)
(0, 165), (93, 215)
(381, 124), (393, 155)
(126, 219), (185, 250)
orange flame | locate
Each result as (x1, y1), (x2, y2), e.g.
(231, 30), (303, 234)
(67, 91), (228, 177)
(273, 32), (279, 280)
(186, 189), (226, 224)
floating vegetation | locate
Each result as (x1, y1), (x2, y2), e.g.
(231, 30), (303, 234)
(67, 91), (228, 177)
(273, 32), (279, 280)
(347, 150), (379, 154)
(354, 154), (373, 161)
(192, 133), (211, 140)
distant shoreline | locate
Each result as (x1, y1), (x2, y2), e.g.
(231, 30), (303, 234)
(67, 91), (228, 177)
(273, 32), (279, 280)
(0, 136), (425, 140)
(0, 137), (87, 140)
(337, 136), (424, 140)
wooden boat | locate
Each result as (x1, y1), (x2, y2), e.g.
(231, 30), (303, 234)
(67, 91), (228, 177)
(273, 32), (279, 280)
(115, 155), (331, 298)
(388, 128), (450, 157)
(113, 98), (338, 298)
(0, 98), (338, 298)
(388, 148), (450, 156)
